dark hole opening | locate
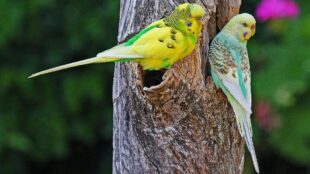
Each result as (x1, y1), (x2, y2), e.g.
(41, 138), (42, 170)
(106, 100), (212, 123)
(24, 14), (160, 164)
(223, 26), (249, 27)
(205, 63), (211, 76)
(143, 70), (166, 88)
(205, 38), (214, 77)
(216, 25), (221, 34)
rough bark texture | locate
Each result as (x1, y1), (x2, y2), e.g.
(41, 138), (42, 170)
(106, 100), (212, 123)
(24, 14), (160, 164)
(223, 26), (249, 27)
(113, 0), (243, 173)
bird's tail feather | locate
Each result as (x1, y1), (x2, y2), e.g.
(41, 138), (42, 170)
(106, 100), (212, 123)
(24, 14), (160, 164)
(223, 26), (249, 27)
(28, 56), (119, 78)
(28, 44), (144, 78)
(229, 99), (259, 173)
(243, 118), (260, 173)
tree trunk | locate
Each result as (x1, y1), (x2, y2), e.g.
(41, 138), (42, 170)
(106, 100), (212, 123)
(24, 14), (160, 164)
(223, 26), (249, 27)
(113, 0), (243, 173)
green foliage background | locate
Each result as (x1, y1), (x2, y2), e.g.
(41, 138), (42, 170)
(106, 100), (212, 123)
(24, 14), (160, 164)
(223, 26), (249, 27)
(0, 0), (309, 173)
(0, 0), (118, 173)
(243, 0), (310, 173)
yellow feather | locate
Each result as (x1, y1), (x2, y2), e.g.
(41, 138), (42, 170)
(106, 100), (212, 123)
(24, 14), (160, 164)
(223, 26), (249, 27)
(28, 57), (120, 78)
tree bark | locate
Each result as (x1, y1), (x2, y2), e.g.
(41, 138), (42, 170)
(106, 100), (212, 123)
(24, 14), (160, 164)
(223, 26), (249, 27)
(113, 0), (243, 173)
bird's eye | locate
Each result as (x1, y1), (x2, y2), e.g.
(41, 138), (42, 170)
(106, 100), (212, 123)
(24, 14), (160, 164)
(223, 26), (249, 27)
(242, 22), (247, 27)
(187, 22), (192, 27)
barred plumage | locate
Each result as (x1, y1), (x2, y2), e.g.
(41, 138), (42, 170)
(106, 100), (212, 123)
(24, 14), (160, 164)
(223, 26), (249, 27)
(165, 7), (189, 27)
(209, 13), (259, 173)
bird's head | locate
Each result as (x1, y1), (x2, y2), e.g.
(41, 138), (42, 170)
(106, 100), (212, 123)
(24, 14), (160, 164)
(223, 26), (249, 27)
(188, 3), (206, 19)
(223, 13), (256, 43)
(171, 3), (206, 37)
(176, 3), (206, 21)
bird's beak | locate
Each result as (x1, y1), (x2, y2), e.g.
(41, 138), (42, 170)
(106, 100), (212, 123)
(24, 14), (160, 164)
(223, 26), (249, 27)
(251, 24), (256, 36)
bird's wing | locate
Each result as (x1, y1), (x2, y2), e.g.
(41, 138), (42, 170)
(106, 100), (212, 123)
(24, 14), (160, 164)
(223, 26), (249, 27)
(209, 37), (251, 113)
(100, 19), (180, 60)
(95, 21), (166, 59)
(118, 20), (190, 70)
(97, 21), (163, 58)
(95, 43), (144, 59)
(240, 48), (252, 107)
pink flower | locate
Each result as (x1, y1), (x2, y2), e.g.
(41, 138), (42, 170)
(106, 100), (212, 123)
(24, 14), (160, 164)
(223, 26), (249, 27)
(256, 0), (300, 21)
(255, 101), (281, 131)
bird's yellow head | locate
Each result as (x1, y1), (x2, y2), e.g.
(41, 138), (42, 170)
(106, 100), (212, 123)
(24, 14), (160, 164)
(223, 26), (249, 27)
(175, 3), (206, 24)
(223, 13), (256, 43)
(176, 3), (206, 19)
(170, 3), (206, 38)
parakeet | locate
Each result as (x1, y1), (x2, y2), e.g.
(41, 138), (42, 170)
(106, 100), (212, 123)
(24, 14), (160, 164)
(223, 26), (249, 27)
(208, 13), (259, 173)
(28, 3), (206, 78)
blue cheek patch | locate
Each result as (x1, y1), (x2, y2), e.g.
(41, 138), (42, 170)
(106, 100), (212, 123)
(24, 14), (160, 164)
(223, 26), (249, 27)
(243, 32), (249, 38)
(187, 22), (192, 27)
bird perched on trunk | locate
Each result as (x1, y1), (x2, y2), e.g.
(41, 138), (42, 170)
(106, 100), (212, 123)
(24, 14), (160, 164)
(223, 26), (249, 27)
(29, 3), (206, 78)
(208, 13), (259, 173)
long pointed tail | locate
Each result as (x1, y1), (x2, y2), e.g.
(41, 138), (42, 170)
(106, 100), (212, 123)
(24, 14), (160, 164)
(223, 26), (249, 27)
(29, 43), (144, 78)
(228, 98), (259, 173)
(28, 56), (118, 78)
(212, 70), (259, 172)
(242, 116), (260, 173)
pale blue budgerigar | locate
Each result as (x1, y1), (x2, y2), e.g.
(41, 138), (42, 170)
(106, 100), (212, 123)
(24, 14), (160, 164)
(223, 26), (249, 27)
(209, 13), (259, 173)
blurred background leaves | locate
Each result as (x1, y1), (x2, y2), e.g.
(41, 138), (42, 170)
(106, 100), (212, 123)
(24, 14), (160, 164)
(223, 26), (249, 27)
(244, 0), (310, 173)
(0, 0), (118, 173)
(0, 0), (309, 173)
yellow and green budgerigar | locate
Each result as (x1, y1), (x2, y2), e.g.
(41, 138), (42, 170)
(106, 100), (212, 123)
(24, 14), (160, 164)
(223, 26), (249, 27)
(29, 3), (206, 78)
(209, 14), (259, 173)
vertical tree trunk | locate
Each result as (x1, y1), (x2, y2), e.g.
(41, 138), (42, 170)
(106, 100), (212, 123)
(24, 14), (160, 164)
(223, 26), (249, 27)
(113, 0), (243, 173)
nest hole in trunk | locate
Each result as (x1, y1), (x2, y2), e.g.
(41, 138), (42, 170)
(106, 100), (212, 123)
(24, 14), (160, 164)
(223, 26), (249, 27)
(143, 69), (167, 88)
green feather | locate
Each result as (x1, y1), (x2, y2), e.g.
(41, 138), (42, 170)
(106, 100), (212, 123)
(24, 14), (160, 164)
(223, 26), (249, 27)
(161, 57), (172, 68)
(218, 33), (247, 98)
(125, 25), (158, 46)
(234, 50), (248, 98)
